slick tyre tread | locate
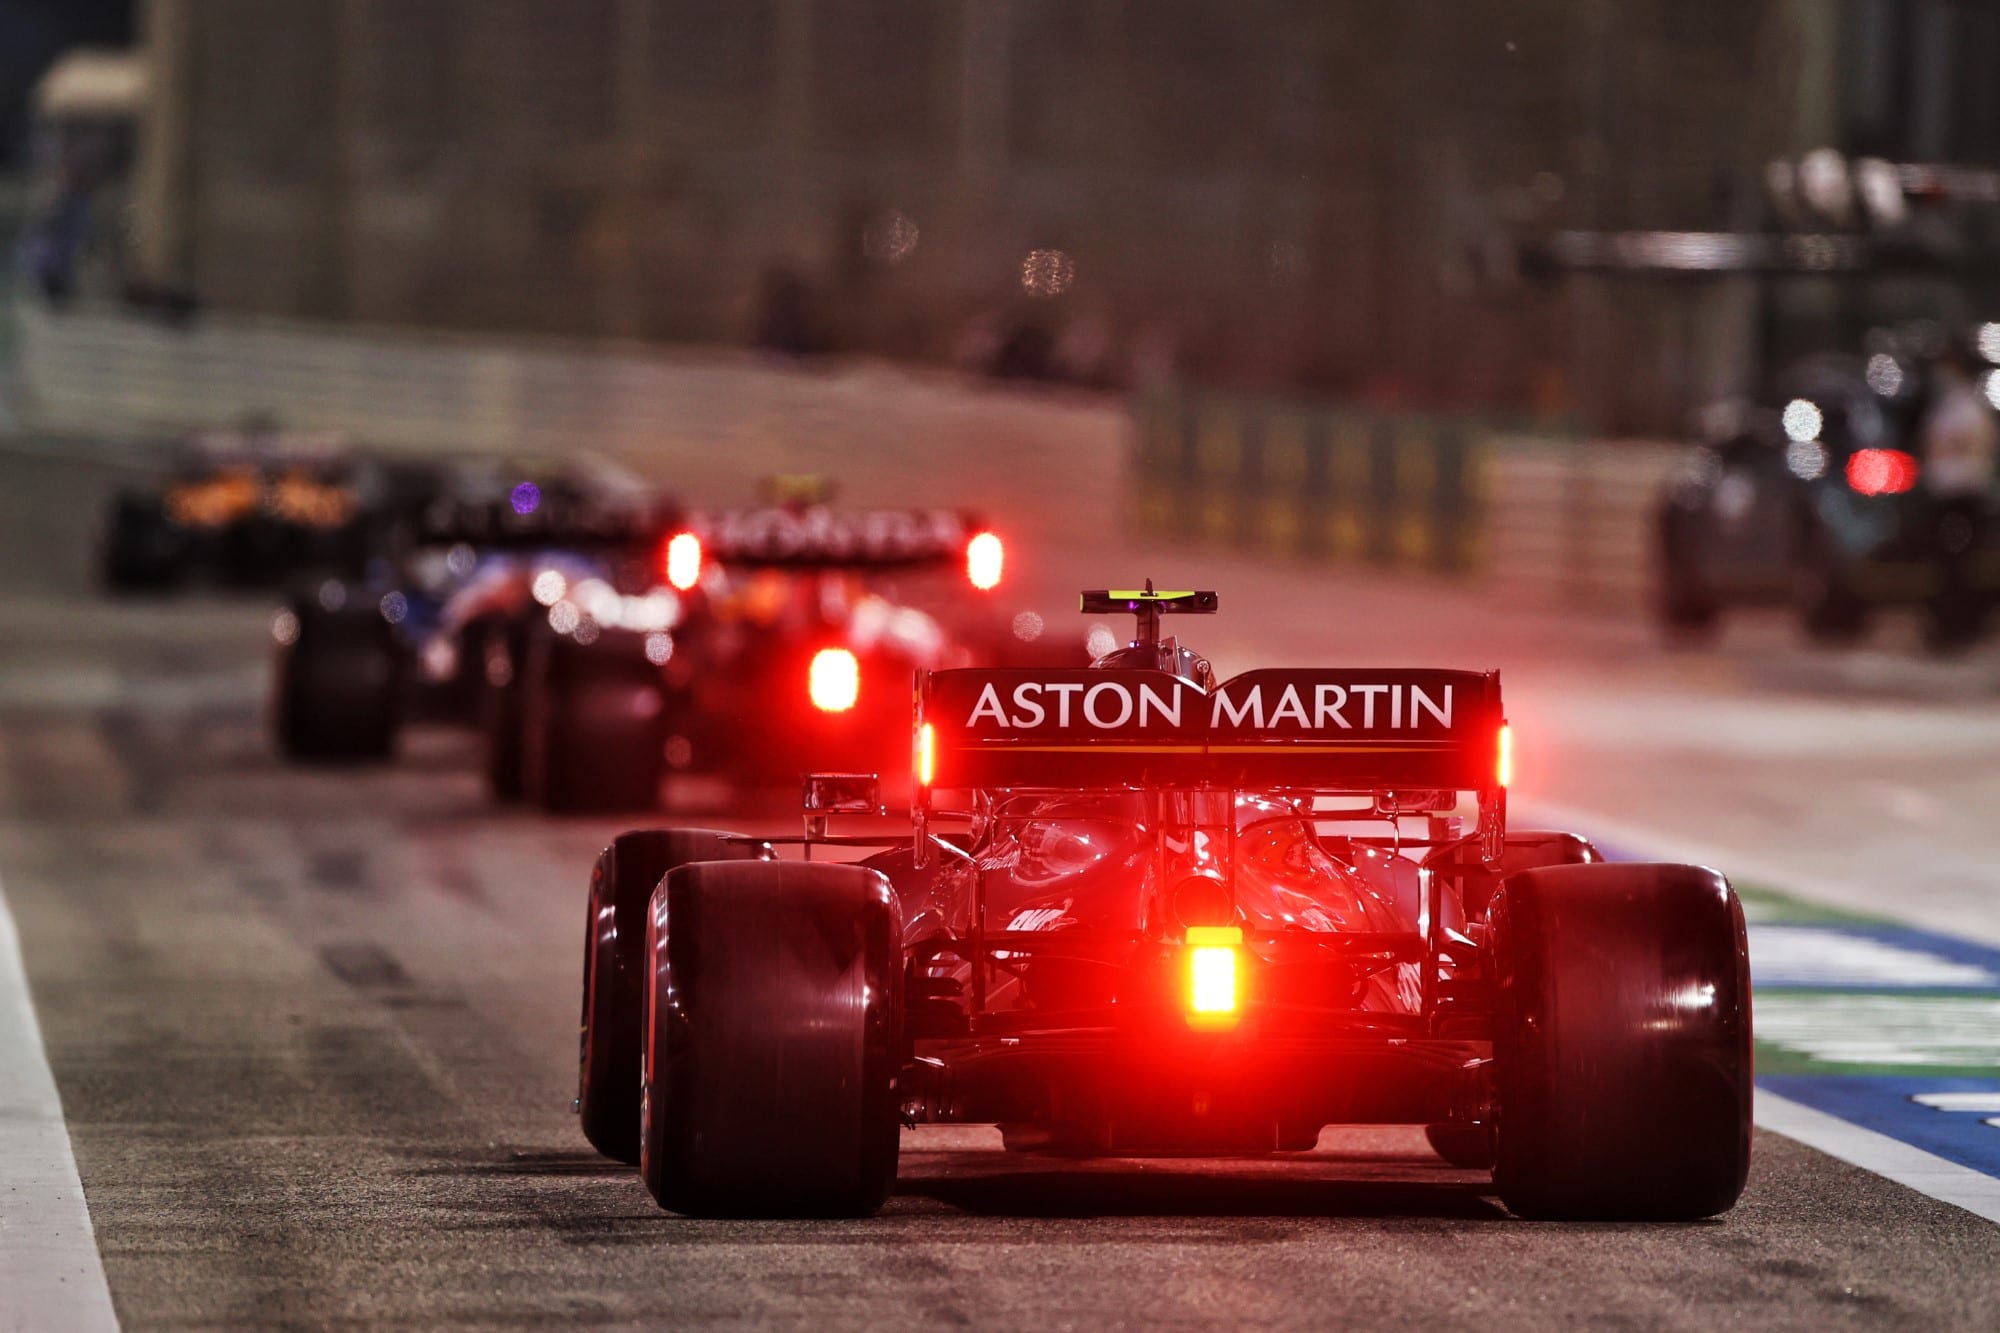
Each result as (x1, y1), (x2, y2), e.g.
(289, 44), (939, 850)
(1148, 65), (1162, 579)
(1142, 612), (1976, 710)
(1792, 528), (1870, 645)
(479, 620), (528, 801)
(273, 600), (404, 761)
(577, 829), (768, 1164)
(1656, 515), (1721, 640)
(1425, 1123), (1496, 1169)
(102, 495), (183, 592)
(524, 631), (668, 813)
(1490, 862), (1752, 1221)
(640, 861), (903, 1218)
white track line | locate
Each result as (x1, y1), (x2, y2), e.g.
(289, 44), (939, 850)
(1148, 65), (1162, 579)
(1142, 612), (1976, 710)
(1521, 799), (2000, 1228)
(1756, 1091), (2000, 1225)
(0, 876), (118, 1332)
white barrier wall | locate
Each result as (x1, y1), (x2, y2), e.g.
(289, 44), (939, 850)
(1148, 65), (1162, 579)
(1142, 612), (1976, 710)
(1486, 436), (1692, 611)
(13, 303), (1685, 613)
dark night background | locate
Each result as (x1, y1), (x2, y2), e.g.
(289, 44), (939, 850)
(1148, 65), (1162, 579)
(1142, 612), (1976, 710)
(0, 0), (131, 163)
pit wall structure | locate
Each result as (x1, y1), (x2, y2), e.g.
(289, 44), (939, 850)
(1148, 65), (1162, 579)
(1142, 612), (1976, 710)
(13, 302), (1684, 613)
(1130, 393), (1689, 611)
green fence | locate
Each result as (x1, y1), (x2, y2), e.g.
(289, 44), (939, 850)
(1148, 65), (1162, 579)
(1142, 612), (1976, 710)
(1130, 394), (1491, 574)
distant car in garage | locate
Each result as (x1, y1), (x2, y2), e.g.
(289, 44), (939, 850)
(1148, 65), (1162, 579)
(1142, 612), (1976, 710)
(1656, 356), (2000, 651)
(572, 587), (1753, 1222)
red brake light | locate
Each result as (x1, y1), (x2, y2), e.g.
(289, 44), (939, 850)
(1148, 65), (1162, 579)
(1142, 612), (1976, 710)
(1497, 723), (1512, 789)
(916, 721), (935, 786)
(966, 532), (1004, 590)
(1845, 448), (1919, 496)
(809, 648), (859, 713)
(664, 532), (702, 590)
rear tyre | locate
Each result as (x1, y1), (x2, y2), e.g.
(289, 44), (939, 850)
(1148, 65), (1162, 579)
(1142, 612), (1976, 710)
(1424, 1123), (1495, 1169)
(273, 596), (404, 761)
(1489, 862), (1751, 1220)
(1793, 529), (1870, 645)
(1657, 514), (1720, 640)
(524, 630), (668, 813)
(640, 861), (903, 1217)
(577, 829), (768, 1164)
(101, 494), (183, 592)
(1925, 500), (1987, 655)
(1923, 593), (1985, 656)
(479, 620), (528, 801)
(1923, 539), (1986, 656)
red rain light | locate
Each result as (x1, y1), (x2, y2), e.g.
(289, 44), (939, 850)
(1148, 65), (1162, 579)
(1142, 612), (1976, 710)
(809, 647), (859, 713)
(1845, 448), (1919, 497)
(664, 532), (703, 590)
(966, 532), (1004, 590)
(1497, 723), (1513, 789)
(1186, 925), (1242, 1028)
(916, 721), (936, 787)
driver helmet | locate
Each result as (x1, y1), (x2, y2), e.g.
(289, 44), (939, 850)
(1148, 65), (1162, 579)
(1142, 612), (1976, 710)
(1090, 634), (1216, 691)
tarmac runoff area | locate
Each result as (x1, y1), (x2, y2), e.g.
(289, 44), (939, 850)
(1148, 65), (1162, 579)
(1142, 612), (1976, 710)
(3, 441), (2000, 1327)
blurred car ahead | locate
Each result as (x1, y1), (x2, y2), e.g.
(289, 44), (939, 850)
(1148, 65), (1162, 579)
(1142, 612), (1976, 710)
(99, 428), (444, 592)
(1657, 355), (2000, 651)
(494, 500), (1084, 813)
(269, 456), (672, 769)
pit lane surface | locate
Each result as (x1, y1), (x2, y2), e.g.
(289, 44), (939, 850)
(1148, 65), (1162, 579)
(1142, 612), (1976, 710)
(5, 444), (2000, 1329)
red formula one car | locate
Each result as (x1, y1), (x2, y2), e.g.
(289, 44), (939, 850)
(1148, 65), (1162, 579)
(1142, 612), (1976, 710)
(513, 501), (1078, 810)
(574, 589), (1752, 1220)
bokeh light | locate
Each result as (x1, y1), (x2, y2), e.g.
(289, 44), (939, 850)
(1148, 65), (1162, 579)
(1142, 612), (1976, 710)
(421, 637), (457, 682)
(510, 481), (541, 515)
(1021, 248), (1075, 298)
(1785, 438), (1827, 481)
(1012, 610), (1045, 642)
(378, 591), (408, 624)
(1865, 353), (1904, 397)
(1978, 322), (2000, 364)
(270, 609), (300, 645)
(1781, 398), (1823, 443)
(862, 210), (920, 265)
(1845, 448), (1919, 496)
(531, 569), (567, 606)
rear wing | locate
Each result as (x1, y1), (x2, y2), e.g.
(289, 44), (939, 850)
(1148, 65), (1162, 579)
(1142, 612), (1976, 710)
(417, 494), (670, 550)
(917, 665), (1508, 857)
(682, 506), (987, 570)
(919, 666), (1501, 790)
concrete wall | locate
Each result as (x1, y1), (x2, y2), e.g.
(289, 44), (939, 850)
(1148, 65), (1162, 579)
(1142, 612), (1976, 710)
(14, 301), (1683, 612)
